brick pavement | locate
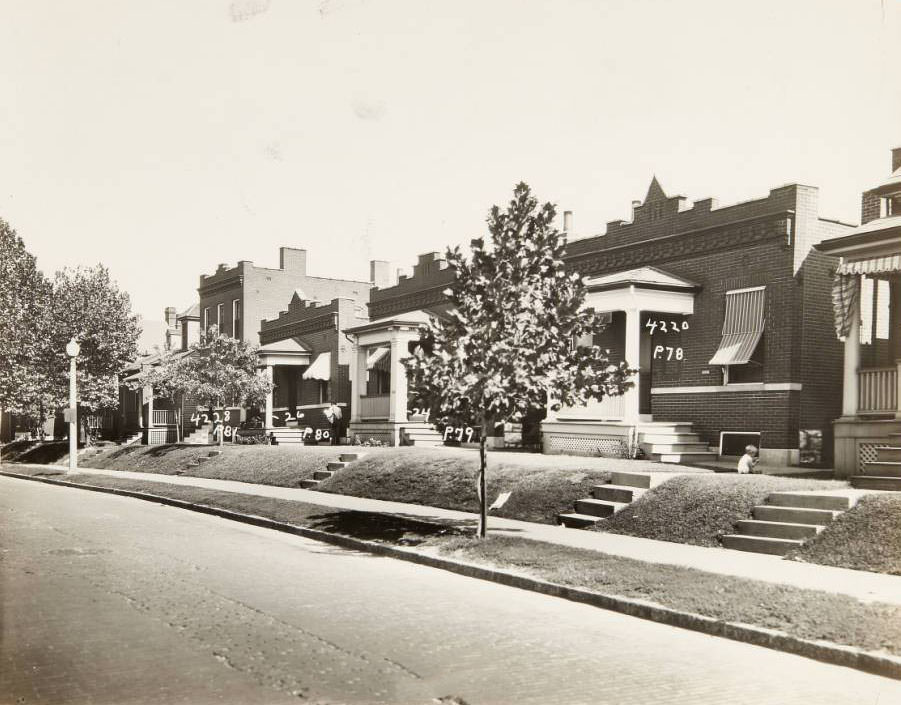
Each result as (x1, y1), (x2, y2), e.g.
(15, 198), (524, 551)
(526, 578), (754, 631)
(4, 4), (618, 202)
(4, 476), (901, 705)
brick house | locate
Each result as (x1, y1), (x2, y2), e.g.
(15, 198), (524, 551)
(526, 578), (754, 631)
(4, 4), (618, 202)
(817, 147), (901, 480)
(547, 177), (854, 465)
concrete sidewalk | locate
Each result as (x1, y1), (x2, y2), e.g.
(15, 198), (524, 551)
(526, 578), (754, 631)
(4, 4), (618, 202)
(17, 463), (901, 607)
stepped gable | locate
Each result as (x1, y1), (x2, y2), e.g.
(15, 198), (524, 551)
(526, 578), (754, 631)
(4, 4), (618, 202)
(563, 176), (815, 277)
(368, 251), (456, 319)
(259, 295), (367, 345)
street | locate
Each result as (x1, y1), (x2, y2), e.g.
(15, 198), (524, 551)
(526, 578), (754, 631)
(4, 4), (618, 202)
(2, 476), (900, 705)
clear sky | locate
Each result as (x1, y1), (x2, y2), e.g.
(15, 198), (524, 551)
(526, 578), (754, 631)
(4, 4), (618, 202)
(2, 0), (900, 343)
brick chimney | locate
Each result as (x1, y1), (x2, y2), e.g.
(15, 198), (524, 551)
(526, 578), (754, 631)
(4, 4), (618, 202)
(279, 247), (307, 273)
(164, 306), (177, 328)
(370, 260), (392, 288)
(563, 210), (573, 232)
(892, 146), (901, 173)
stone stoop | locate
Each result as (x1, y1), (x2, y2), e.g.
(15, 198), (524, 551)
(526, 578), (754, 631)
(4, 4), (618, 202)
(400, 424), (444, 447)
(299, 452), (365, 490)
(851, 438), (901, 491)
(637, 422), (718, 465)
(269, 428), (309, 445)
(183, 423), (211, 445)
(721, 492), (852, 556)
(558, 471), (655, 529)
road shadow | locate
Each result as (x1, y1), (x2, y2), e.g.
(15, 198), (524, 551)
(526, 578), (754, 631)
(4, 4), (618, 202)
(306, 510), (467, 546)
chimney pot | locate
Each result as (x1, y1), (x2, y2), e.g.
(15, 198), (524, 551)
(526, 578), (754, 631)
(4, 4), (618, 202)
(563, 210), (573, 232)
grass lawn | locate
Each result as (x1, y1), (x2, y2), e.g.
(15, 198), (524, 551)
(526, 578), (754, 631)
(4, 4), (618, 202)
(595, 474), (848, 547)
(6, 467), (901, 659)
(1, 440), (70, 464)
(791, 494), (901, 575)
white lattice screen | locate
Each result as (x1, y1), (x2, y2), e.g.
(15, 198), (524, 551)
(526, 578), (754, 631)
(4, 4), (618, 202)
(546, 433), (626, 457)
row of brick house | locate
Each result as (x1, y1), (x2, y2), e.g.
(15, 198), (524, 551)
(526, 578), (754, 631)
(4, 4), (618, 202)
(116, 148), (901, 477)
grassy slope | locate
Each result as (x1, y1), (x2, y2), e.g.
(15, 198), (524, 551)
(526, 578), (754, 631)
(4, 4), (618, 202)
(79, 444), (344, 487)
(791, 494), (901, 575)
(595, 474), (847, 547)
(316, 448), (612, 524)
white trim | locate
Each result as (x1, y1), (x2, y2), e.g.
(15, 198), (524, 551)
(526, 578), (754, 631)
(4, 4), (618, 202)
(719, 430), (761, 456)
(725, 285), (766, 295)
(651, 382), (802, 394)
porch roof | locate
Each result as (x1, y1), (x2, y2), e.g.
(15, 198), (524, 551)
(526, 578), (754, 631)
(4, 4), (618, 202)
(344, 309), (433, 335)
(257, 336), (312, 366)
(815, 216), (901, 259)
(583, 266), (700, 293)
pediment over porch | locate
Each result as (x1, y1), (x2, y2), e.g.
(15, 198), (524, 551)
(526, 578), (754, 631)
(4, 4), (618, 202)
(583, 266), (699, 315)
(257, 337), (312, 367)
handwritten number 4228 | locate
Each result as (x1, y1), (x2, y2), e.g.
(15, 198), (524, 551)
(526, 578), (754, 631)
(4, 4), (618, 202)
(645, 320), (689, 334)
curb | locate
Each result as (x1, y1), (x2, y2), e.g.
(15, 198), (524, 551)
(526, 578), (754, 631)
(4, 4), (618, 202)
(4, 469), (901, 681)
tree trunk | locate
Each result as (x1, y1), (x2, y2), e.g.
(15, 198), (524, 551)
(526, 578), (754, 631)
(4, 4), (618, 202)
(478, 414), (488, 538)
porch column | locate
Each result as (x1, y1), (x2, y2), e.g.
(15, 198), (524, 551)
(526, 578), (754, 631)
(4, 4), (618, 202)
(143, 385), (154, 428)
(387, 334), (409, 424)
(841, 298), (860, 418)
(896, 358), (901, 420)
(622, 307), (641, 422)
(263, 364), (274, 429)
(349, 341), (364, 423)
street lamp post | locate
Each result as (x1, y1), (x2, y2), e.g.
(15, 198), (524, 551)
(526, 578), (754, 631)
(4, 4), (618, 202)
(66, 338), (80, 473)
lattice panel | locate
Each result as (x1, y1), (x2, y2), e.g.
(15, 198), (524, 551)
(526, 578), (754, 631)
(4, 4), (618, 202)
(546, 433), (626, 457)
(858, 442), (891, 469)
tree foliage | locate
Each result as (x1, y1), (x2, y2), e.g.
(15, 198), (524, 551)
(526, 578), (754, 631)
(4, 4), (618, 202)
(0, 219), (51, 414)
(405, 182), (632, 430)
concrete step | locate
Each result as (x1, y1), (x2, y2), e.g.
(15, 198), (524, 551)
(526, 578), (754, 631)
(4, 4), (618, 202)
(639, 442), (709, 454)
(590, 484), (638, 503)
(752, 505), (839, 525)
(850, 476), (901, 491)
(574, 498), (625, 518)
(609, 471), (652, 489)
(208, 450), (222, 457)
(735, 519), (822, 540)
(313, 470), (334, 481)
(650, 451), (718, 464)
(558, 513), (601, 528)
(766, 492), (851, 511)
(404, 430), (443, 439)
(637, 432), (701, 444)
(195, 456), (210, 463)
(406, 439), (444, 447)
(862, 462), (901, 478)
(299, 479), (321, 489)
(721, 534), (804, 556)
(636, 424), (694, 436)
(339, 453), (364, 462)
(326, 461), (348, 471)
(876, 447), (901, 462)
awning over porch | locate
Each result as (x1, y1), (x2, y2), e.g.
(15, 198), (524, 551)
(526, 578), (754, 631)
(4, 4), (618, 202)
(837, 254), (901, 276)
(302, 352), (331, 380)
(708, 286), (765, 365)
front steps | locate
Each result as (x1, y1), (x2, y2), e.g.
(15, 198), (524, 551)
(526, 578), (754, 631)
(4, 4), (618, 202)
(721, 491), (851, 556)
(558, 471), (654, 528)
(299, 453), (364, 489)
(401, 424), (444, 447)
(851, 436), (901, 491)
(183, 423), (210, 445)
(637, 422), (717, 465)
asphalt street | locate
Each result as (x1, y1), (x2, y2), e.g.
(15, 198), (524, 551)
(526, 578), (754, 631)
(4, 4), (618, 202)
(2, 475), (901, 705)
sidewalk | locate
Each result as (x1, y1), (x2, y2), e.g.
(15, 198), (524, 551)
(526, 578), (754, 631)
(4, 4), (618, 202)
(16, 463), (901, 606)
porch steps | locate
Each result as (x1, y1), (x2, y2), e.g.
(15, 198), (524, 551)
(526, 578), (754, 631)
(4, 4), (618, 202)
(269, 428), (309, 445)
(183, 423), (211, 445)
(118, 431), (142, 446)
(721, 491), (852, 556)
(558, 472), (651, 528)
(637, 422), (717, 466)
(401, 424), (443, 447)
(851, 444), (901, 490)
(300, 452), (366, 490)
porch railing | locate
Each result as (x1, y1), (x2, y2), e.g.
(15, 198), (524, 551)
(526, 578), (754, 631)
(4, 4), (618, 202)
(858, 366), (898, 414)
(557, 393), (625, 420)
(359, 394), (390, 419)
(152, 409), (177, 426)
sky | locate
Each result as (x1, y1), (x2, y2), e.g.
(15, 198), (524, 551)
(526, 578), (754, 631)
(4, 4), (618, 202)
(2, 0), (900, 346)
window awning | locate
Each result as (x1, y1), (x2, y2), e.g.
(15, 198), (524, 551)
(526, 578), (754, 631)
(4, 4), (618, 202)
(302, 352), (331, 381)
(708, 287), (765, 365)
(366, 347), (389, 369)
(837, 254), (901, 276)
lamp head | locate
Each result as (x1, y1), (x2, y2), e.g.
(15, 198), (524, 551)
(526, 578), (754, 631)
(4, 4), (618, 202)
(66, 338), (80, 358)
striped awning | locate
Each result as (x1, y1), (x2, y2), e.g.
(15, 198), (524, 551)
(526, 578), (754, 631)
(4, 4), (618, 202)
(366, 346), (390, 370)
(708, 287), (765, 365)
(831, 272), (860, 339)
(837, 254), (901, 276)
(302, 352), (331, 381)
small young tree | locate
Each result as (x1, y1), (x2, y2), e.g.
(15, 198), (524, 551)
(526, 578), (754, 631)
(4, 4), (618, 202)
(132, 326), (273, 446)
(405, 183), (632, 537)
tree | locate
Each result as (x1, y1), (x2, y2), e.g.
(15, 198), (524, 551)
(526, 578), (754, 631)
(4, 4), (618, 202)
(0, 219), (52, 434)
(404, 183), (632, 537)
(130, 326), (273, 446)
(43, 265), (142, 442)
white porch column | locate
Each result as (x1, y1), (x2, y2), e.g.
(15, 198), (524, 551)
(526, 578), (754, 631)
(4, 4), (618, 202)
(622, 307), (641, 422)
(350, 341), (364, 424)
(263, 364), (274, 429)
(841, 303), (860, 418)
(388, 334), (409, 424)
(143, 385), (154, 428)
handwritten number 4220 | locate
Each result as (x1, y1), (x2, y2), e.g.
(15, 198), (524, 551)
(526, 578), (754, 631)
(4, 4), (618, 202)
(645, 319), (689, 335)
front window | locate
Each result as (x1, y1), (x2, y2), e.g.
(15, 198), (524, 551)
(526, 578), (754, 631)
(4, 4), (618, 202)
(216, 303), (224, 331)
(202, 307), (210, 331)
(232, 299), (242, 339)
(708, 286), (766, 384)
(365, 345), (391, 395)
